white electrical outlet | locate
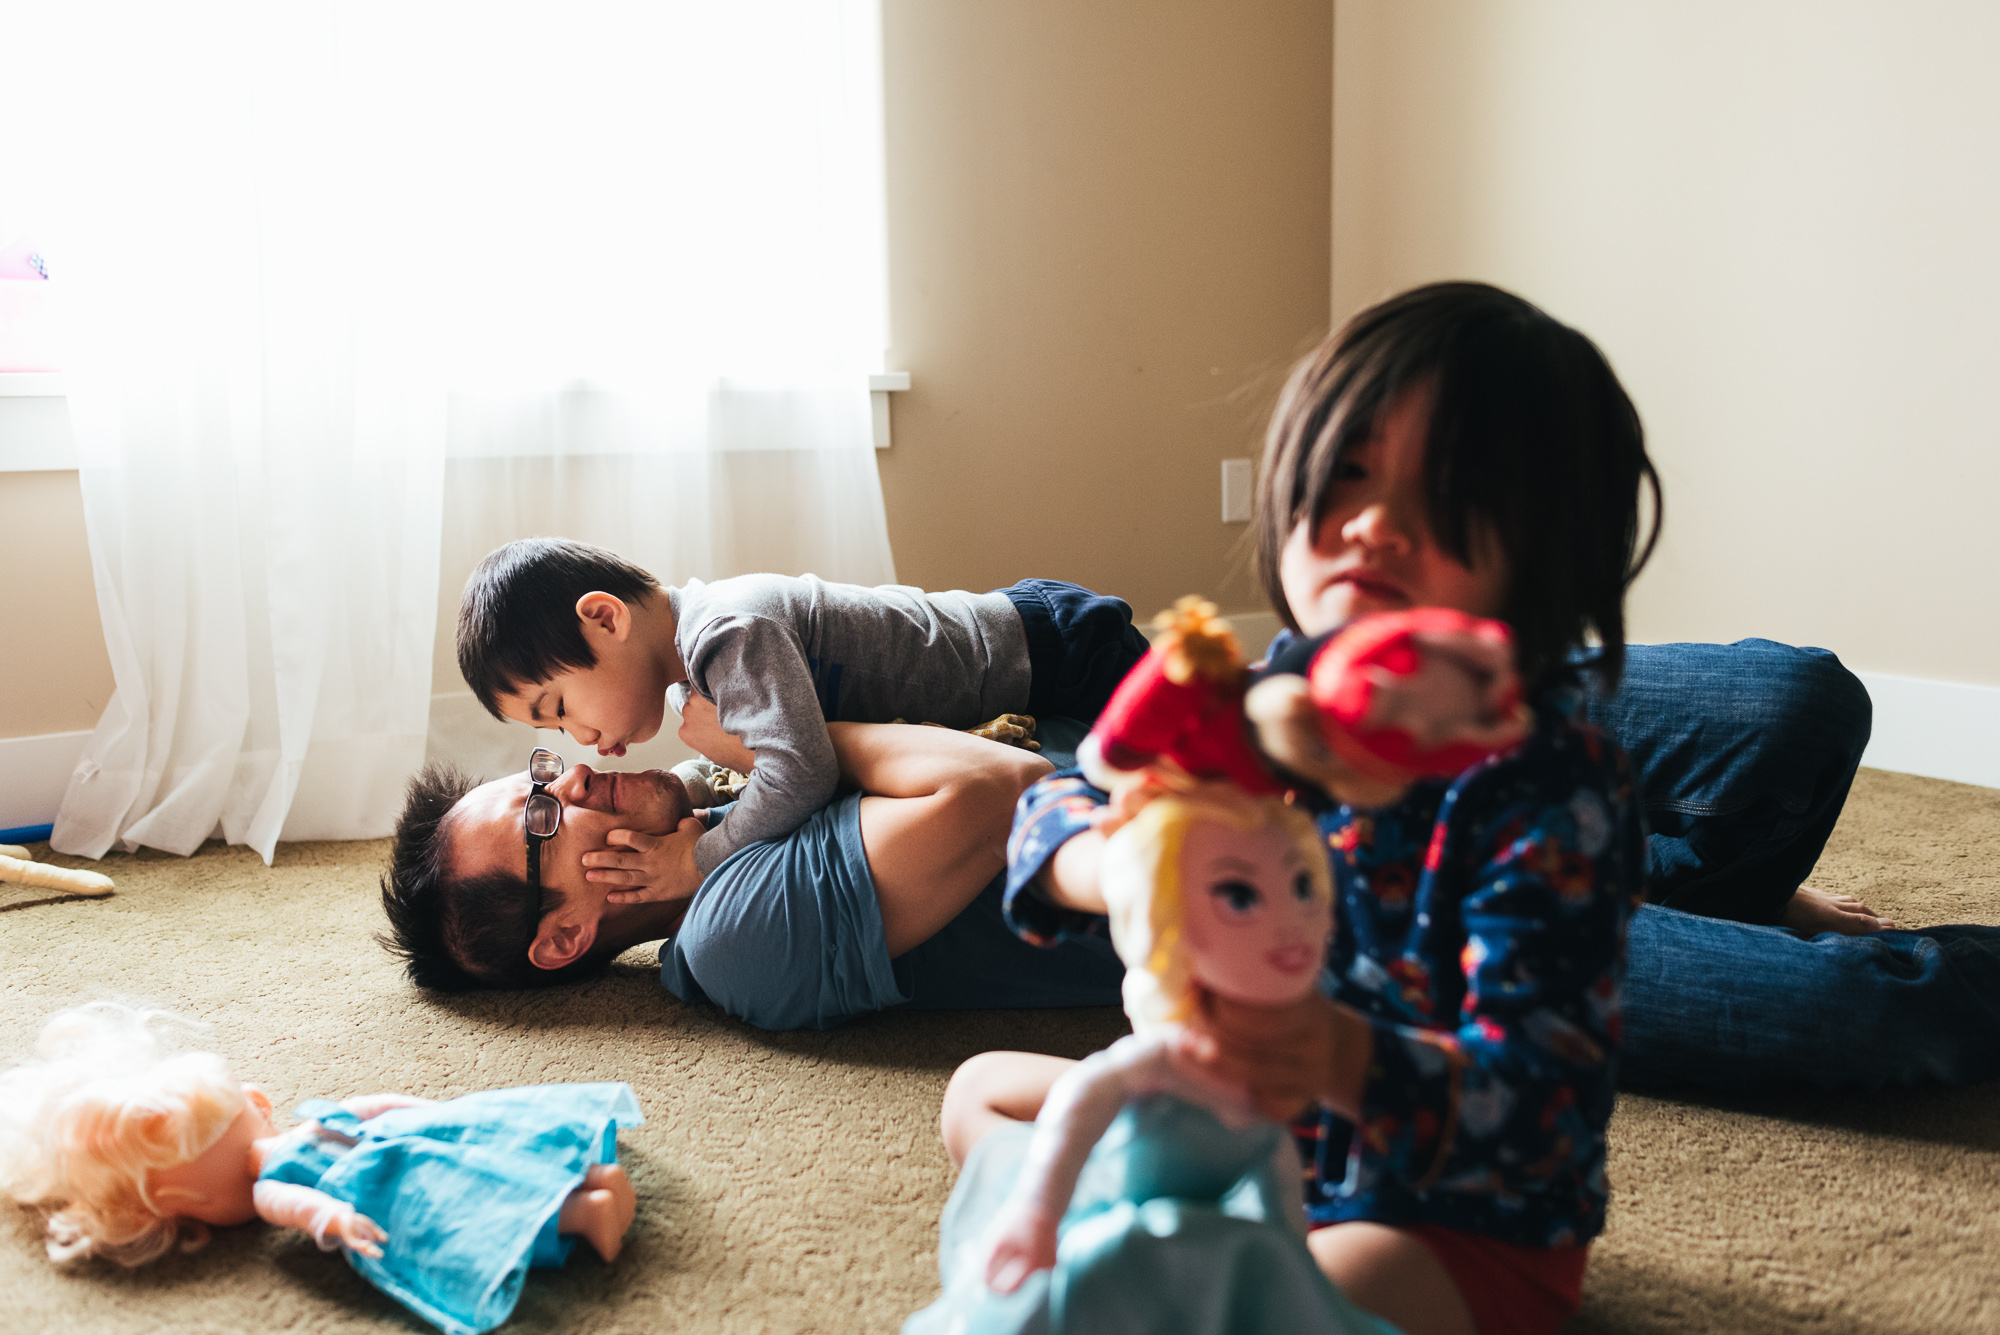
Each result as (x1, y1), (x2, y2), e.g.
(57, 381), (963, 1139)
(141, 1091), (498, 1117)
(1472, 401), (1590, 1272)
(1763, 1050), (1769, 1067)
(1221, 458), (1253, 523)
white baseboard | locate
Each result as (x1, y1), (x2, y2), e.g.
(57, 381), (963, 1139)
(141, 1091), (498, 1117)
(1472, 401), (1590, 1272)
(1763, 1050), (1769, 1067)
(0, 729), (89, 831)
(1854, 671), (2000, 791)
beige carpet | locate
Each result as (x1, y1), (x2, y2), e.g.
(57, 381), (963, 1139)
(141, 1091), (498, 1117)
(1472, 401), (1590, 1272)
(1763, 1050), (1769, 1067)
(1, 768), (1995, 1335)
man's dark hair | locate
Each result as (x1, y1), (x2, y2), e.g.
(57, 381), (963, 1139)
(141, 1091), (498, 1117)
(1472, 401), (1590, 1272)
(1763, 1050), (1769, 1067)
(457, 538), (663, 719)
(1255, 281), (1661, 692)
(377, 761), (611, 991)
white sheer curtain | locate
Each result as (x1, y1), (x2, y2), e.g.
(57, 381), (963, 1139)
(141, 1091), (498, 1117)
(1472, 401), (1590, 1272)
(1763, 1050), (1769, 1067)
(13, 0), (894, 861)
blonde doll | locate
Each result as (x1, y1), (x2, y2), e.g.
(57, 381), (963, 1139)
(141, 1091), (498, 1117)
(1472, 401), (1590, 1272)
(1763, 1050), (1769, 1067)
(905, 789), (1399, 1335)
(0, 1003), (640, 1335)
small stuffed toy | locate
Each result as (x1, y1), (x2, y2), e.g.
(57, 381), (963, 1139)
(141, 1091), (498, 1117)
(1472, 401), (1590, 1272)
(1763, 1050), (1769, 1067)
(1244, 607), (1531, 803)
(1076, 596), (1286, 804)
(1079, 597), (1529, 814)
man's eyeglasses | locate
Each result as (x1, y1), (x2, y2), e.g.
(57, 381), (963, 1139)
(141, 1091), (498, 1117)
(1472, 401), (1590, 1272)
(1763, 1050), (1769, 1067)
(525, 748), (564, 891)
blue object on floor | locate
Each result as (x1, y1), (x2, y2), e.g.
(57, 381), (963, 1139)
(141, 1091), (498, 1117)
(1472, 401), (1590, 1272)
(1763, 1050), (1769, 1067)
(0, 825), (53, 844)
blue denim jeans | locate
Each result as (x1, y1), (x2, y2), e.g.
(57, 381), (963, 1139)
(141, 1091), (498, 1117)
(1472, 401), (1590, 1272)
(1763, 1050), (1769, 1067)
(1593, 640), (2000, 1090)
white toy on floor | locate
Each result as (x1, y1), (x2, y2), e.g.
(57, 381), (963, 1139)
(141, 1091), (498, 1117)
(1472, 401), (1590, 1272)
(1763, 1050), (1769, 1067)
(0, 844), (113, 897)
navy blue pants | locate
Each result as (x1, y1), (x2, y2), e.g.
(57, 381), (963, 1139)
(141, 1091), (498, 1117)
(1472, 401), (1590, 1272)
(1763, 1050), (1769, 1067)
(1000, 579), (1151, 726)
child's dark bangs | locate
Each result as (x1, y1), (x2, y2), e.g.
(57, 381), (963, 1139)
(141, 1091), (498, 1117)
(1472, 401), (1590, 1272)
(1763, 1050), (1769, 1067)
(1296, 345), (1429, 537)
(1419, 330), (1529, 574)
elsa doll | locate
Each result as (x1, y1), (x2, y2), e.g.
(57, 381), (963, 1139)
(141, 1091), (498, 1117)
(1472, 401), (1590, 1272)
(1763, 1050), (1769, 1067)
(905, 787), (1402, 1335)
(0, 1003), (640, 1335)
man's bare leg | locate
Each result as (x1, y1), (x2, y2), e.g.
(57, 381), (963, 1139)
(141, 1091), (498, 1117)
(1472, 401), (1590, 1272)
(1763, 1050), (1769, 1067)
(830, 722), (1053, 957)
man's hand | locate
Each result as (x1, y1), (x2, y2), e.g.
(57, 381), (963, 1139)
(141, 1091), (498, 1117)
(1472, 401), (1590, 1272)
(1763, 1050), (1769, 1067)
(1181, 987), (1371, 1124)
(586, 817), (707, 905)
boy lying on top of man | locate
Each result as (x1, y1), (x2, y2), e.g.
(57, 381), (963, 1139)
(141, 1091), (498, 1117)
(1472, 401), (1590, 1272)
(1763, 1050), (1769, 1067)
(379, 537), (1145, 1028)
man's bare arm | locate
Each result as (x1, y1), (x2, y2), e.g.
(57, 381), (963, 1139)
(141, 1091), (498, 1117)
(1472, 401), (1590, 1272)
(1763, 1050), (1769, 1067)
(832, 722), (1053, 957)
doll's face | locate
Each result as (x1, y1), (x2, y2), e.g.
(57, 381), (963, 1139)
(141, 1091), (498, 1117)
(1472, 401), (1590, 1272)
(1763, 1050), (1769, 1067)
(146, 1084), (275, 1228)
(1177, 817), (1331, 1007)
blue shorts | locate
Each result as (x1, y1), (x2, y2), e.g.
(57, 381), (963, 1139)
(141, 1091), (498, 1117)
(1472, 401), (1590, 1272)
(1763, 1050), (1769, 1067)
(658, 719), (1123, 1030)
(1000, 579), (1150, 726)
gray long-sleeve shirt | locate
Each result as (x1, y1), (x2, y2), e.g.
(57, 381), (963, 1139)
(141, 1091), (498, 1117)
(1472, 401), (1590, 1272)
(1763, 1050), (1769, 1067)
(668, 574), (1033, 874)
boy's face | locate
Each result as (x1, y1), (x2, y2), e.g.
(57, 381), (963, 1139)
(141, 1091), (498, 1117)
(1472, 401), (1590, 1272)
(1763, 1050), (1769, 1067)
(1279, 384), (1509, 637)
(496, 619), (671, 759)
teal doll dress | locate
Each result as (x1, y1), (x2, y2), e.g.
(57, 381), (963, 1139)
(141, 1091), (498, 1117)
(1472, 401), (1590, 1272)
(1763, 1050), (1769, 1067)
(257, 1082), (643, 1335)
(904, 1093), (1403, 1335)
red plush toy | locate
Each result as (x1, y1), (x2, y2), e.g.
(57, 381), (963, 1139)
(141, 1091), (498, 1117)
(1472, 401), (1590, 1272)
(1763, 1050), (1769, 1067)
(1299, 607), (1527, 785)
(1083, 598), (1532, 810)
(1079, 597), (1282, 798)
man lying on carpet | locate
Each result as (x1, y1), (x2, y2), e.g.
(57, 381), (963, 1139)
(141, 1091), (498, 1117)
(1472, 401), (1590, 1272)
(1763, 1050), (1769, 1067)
(379, 703), (1126, 1030)
(380, 680), (2000, 1092)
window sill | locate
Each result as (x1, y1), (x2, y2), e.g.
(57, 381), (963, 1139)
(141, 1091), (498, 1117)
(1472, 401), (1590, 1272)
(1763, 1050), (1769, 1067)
(0, 373), (912, 471)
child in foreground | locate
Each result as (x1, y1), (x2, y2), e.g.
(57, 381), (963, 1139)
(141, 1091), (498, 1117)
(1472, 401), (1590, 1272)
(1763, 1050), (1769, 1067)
(943, 282), (1654, 1335)
(456, 541), (1148, 898)
(0, 1003), (641, 1335)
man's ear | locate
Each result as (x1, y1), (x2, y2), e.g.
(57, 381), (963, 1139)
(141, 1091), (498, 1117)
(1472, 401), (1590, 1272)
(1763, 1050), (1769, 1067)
(528, 910), (600, 972)
(575, 592), (631, 642)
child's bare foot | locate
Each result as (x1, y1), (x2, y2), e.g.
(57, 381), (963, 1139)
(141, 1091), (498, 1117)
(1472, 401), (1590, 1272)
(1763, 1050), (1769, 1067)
(558, 1163), (637, 1262)
(1782, 886), (1894, 936)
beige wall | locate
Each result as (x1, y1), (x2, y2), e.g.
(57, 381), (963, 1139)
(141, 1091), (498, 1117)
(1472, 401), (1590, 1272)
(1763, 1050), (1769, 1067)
(877, 0), (1331, 621)
(1333, 0), (2000, 687)
(0, 469), (115, 738)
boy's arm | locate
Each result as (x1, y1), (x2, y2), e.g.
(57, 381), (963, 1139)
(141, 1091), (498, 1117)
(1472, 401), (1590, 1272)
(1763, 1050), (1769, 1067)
(687, 615), (841, 875)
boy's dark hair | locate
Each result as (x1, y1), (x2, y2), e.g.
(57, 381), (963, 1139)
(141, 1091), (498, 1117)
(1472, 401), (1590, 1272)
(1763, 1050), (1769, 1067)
(458, 538), (663, 719)
(1255, 281), (1661, 691)
(377, 761), (610, 991)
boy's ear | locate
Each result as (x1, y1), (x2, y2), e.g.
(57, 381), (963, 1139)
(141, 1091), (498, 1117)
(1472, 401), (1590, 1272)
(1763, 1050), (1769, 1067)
(528, 910), (601, 972)
(575, 592), (631, 642)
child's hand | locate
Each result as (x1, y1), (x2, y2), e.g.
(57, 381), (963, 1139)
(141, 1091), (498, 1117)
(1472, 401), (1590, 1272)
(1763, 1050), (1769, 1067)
(586, 817), (707, 904)
(1243, 674), (1412, 808)
(335, 1209), (388, 1259)
(1182, 987), (1371, 1124)
(981, 1205), (1061, 1294)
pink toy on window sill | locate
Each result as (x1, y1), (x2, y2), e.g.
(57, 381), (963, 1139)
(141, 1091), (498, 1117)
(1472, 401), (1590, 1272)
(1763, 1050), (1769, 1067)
(0, 1003), (642, 1335)
(0, 236), (61, 373)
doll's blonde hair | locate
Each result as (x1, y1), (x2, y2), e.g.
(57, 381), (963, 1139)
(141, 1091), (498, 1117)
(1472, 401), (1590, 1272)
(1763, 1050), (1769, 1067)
(0, 1003), (246, 1266)
(1099, 786), (1331, 1030)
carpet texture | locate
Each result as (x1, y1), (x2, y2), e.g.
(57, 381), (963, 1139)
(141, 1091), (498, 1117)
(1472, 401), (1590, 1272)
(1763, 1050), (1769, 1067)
(1, 767), (1995, 1334)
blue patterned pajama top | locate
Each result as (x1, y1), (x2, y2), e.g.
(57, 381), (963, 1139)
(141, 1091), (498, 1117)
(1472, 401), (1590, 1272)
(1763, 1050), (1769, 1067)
(1002, 688), (1646, 1249)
